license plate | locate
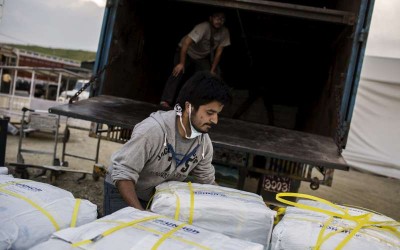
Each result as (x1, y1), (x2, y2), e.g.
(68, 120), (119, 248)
(263, 175), (291, 193)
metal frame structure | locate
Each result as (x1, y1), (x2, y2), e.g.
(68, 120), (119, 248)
(0, 66), (91, 121)
(60, 119), (104, 182)
(8, 109), (104, 183)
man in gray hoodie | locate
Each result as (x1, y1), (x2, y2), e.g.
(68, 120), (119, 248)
(104, 71), (231, 215)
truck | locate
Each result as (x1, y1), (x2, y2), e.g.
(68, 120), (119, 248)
(50, 0), (375, 203)
(58, 79), (91, 102)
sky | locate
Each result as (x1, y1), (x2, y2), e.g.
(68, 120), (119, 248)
(0, 0), (106, 51)
(0, 0), (399, 57)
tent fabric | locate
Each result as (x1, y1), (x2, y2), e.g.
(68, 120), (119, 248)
(343, 56), (400, 179)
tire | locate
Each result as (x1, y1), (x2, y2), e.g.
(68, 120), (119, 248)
(63, 127), (70, 143)
(53, 158), (61, 166)
(92, 171), (100, 181)
(310, 177), (320, 190)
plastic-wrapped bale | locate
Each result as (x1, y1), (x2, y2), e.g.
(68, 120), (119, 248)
(271, 193), (400, 250)
(0, 167), (8, 175)
(31, 207), (264, 250)
(0, 175), (98, 250)
(150, 181), (276, 246)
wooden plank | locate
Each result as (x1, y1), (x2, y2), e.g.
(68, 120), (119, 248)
(49, 95), (348, 170)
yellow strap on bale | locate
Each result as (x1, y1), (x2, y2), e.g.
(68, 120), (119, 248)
(151, 223), (187, 250)
(70, 198), (81, 228)
(276, 193), (400, 250)
(188, 182), (195, 225)
(0, 187), (60, 231)
(71, 215), (163, 247)
(174, 192), (181, 221)
(172, 182), (195, 224)
(72, 215), (211, 249)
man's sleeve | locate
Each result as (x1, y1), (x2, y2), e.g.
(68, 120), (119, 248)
(188, 22), (208, 44)
(219, 28), (231, 47)
(189, 138), (215, 184)
(110, 131), (152, 185)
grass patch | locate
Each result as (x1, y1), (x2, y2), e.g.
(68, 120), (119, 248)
(6, 44), (97, 62)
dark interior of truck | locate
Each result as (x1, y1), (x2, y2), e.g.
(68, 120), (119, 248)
(101, 0), (360, 138)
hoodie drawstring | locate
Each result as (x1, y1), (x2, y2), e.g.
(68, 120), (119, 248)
(200, 135), (205, 160)
(202, 143), (205, 159)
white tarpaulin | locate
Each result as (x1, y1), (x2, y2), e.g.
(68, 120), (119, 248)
(343, 56), (400, 179)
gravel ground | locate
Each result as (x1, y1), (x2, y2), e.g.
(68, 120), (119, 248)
(3, 125), (400, 220)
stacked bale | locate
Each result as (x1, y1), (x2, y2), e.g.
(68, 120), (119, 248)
(0, 175), (97, 249)
(32, 207), (264, 250)
(150, 181), (276, 247)
(271, 193), (400, 250)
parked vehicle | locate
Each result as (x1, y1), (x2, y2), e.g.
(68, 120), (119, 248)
(52, 0), (375, 202)
(58, 79), (91, 102)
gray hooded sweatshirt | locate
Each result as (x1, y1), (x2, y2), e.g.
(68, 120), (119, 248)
(106, 110), (215, 201)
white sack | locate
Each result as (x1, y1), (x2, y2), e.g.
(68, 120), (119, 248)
(31, 207), (264, 250)
(271, 200), (400, 250)
(0, 167), (8, 175)
(150, 181), (276, 246)
(0, 175), (97, 250)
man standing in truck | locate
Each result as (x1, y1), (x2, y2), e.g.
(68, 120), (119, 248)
(159, 11), (231, 109)
(104, 71), (231, 215)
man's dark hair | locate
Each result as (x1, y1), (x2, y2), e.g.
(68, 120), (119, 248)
(176, 71), (231, 111)
(209, 7), (226, 18)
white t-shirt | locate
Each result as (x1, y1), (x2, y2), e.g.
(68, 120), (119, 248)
(179, 22), (230, 60)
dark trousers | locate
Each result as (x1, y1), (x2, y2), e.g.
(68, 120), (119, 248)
(103, 181), (149, 216)
(161, 49), (210, 105)
(0, 81), (11, 94)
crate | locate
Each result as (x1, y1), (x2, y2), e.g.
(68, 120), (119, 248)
(89, 123), (133, 144)
(26, 112), (59, 133)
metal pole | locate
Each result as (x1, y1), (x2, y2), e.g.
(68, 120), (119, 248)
(29, 71), (36, 102)
(56, 73), (62, 100)
(53, 115), (60, 165)
(12, 69), (17, 95)
(95, 130), (101, 163)
(65, 78), (70, 100)
(0, 68), (3, 92)
(9, 69), (18, 112)
(0, 119), (8, 166)
(17, 110), (26, 164)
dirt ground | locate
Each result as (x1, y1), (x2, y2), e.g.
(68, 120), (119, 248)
(3, 124), (400, 220)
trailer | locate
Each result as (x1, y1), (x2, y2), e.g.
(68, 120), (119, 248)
(49, 0), (374, 203)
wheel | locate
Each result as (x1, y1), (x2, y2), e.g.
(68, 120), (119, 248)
(92, 164), (105, 181)
(50, 171), (57, 185)
(63, 127), (70, 143)
(310, 177), (320, 190)
(53, 158), (61, 166)
(17, 154), (25, 164)
(92, 171), (100, 181)
(19, 168), (30, 179)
